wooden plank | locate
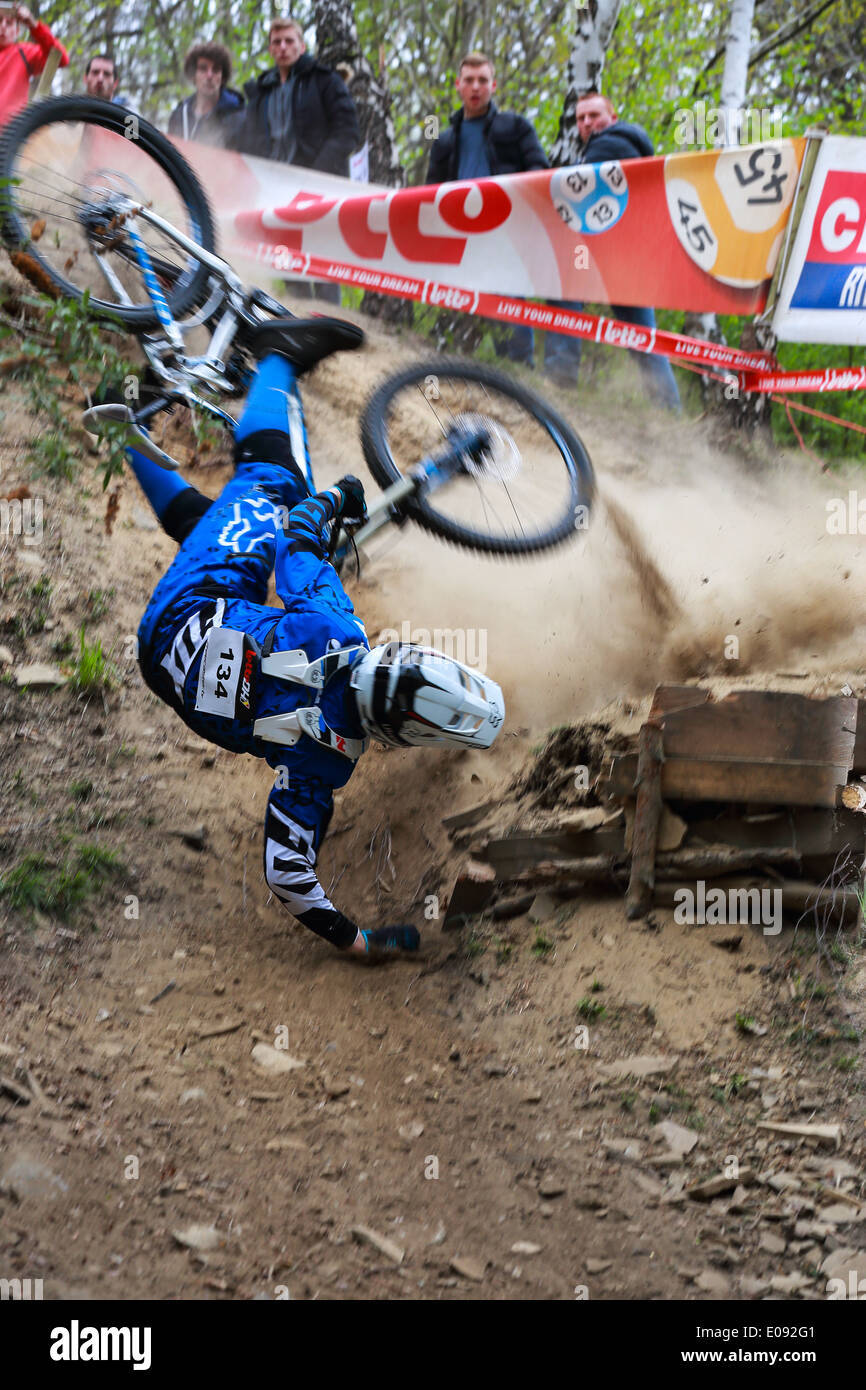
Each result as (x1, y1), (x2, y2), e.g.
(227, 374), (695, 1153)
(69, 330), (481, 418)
(854, 699), (866, 775)
(687, 808), (865, 856)
(649, 686), (710, 721)
(652, 878), (863, 926)
(660, 691), (856, 773)
(442, 800), (500, 833)
(626, 722), (664, 920)
(609, 753), (850, 807)
(509, 847), (801, 890)
(483, 826), (626, 876)
(610, 691), (856, 807)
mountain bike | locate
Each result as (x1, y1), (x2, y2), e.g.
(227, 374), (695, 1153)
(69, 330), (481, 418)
(0, 96), (595, 573)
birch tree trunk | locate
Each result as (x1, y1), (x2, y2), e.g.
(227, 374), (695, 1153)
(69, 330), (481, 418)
(313, 0), (412, 324)
(313, 0), (403, 187)
(549, 0), (623, 167)
(719, 0), (775, 438)
(719, 0), (755, 146)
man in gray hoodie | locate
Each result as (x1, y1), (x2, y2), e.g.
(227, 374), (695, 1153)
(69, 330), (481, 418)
(545, 93), (680, 411)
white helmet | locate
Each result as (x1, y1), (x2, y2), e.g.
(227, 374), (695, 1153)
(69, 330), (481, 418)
(350, 643), (505, 749)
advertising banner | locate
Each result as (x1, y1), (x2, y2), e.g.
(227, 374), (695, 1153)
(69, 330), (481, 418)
(184, 137), (806, 317)
(773, 135), (866, 344)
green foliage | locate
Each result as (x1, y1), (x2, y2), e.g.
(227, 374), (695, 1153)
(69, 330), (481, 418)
(10, 291), (134, 485)
(10, 575), (52, 640)
(576, 995), (606, 1021)
(531, 928), (554, 957)
(85, 588), (116, 622)
(462, 926), (486, 958)
(0, 842), (123, 918)
(68, 626), (117, 693)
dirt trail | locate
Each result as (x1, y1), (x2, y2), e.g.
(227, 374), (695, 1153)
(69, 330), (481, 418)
(1, 280), (865, 1302)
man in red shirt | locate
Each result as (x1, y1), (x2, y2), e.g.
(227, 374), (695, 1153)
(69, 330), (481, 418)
(0, 4), (68, 125)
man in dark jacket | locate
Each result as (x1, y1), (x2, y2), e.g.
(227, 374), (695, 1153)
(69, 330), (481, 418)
(427, 53), (548, 367)
(168, 42), (243, 147)
(229, 18), (359, 304)
(544, 92), (680, 411)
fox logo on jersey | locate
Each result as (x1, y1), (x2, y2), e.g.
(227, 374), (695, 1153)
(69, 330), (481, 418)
(219, 496), (282, 554)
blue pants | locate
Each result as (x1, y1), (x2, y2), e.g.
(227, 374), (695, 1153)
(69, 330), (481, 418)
(544, 301), (681, 412)
(136, 356), (309, 663)
(493, 322), (534, 367)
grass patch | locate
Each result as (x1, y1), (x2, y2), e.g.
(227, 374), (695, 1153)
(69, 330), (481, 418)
(84, 587), (115, 622)
(462, 927), (486, 959)
(68, 625), (117, 692)
(10, 575), (52, 639)
(531, 929), (554, 958)
(0, 842), (123, 918)
(576, 996), (607, 1022)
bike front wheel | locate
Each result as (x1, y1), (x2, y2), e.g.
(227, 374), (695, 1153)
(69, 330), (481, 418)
(0, 96), (216, 329)
(360, 359), (595, 557)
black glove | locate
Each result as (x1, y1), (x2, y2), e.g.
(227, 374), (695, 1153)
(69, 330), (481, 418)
(333, 474), (367, 526)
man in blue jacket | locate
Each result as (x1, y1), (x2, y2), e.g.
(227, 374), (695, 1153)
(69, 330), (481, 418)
(427, 52), (548, 368)
(167, 43), (244, 147)
(544, 92), (681, 411)
(129, 318), (505, 960)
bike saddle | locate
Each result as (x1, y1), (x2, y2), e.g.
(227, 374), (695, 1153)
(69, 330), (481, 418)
(241, 316), (365, 373)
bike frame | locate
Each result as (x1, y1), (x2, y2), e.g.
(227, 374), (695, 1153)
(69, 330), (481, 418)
(85, 197), (487, 572)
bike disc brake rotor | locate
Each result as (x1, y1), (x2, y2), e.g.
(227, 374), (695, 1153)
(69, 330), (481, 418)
(79, 170), (146, 244)
(451, 413), (521, 482)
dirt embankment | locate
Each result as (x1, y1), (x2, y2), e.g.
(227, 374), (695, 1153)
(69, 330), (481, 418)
(1, 275), (865, 1302)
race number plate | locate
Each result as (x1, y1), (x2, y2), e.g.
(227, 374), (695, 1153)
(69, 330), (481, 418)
(195, 628), (258, 723)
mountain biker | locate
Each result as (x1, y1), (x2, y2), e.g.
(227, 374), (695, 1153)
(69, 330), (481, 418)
(127, 318), (506, 959)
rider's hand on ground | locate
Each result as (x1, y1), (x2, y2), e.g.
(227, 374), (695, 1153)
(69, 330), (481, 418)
(349, 925), (421, 960)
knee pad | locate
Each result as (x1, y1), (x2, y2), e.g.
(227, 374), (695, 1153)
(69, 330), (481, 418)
(234, 429), (305, 484)
(160, 486), (212, 544)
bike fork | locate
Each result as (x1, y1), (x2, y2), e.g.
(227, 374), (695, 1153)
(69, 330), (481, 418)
(125, 217), (185, 353)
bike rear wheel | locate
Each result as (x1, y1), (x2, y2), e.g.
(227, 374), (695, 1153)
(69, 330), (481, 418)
(0, 96), (216, 329)
(360, 360), (594, 556)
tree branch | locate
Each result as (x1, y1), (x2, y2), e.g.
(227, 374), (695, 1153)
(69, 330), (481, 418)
(694, 0), (840, 94)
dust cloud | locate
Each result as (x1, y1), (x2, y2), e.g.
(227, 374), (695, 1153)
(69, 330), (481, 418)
(294, 300), (866, 741)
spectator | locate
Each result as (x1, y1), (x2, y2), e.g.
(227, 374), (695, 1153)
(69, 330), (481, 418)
(84, 53), (132, 108)
(544, 92), (681, 411)
(229, 17), (360, 305)
(0, 4), (68, 126)
(167, 42), (243, 147)
(427, 52), (548, 368)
